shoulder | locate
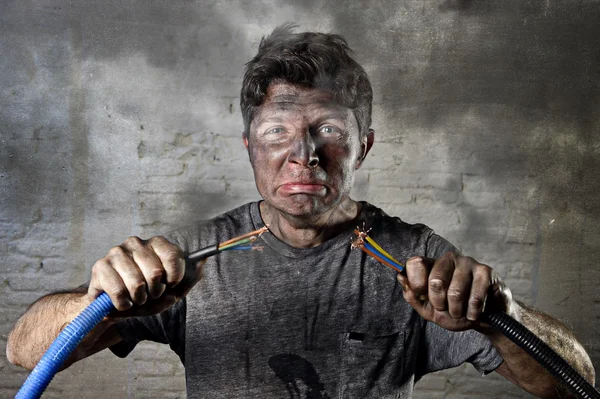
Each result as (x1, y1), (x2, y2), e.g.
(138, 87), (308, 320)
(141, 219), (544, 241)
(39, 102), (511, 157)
(162, 202), (258, 253)
(359, 202), (454, 261)
(360, 202), (435, 242)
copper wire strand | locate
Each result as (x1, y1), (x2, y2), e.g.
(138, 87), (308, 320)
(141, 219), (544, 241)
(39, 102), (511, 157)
(353, 228), (428, 301)
(365, 236), (402, 266)
(218, 236), (257, 251)
(352, 227), (404, 272)
(218, 226), (269, 249)
(360, 246), (403, 273)
(352, 232), (398, 271)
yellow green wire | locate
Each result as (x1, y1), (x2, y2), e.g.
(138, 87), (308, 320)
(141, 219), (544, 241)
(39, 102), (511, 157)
(218, 236), (256, 251)
(364, 236), (402, 266)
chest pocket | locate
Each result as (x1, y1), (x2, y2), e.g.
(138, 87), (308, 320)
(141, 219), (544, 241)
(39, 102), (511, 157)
(338, 326), (405, 399)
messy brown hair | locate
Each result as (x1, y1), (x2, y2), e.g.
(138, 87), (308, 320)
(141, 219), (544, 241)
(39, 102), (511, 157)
(240, 24), (373, 138)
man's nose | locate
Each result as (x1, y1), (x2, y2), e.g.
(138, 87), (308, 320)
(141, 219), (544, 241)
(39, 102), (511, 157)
(288, 131), (319, 168)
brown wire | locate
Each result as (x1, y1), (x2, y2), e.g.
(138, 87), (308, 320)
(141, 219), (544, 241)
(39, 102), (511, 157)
(217, 226), (269, 248)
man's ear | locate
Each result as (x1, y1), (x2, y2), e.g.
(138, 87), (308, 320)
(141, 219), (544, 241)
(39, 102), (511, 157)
(243, 132), (249, 150)
(355, 129), (375, 169)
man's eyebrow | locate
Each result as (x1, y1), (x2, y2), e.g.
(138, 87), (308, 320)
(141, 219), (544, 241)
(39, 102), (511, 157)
(318, 108), (349, 119)
(255, 109), (348, 126)
(255, 115), (286, 125)
(270, 94), (336, 104)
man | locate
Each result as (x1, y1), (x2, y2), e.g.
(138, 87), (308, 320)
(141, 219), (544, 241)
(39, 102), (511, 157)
(7, 25), (595, 398)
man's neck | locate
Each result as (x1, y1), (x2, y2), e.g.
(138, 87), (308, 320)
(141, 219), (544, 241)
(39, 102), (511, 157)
(259, 199), (361, 248)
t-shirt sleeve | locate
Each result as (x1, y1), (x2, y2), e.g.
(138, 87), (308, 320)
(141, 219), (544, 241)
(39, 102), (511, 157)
(415, 322), (503, 380)
(109, 298), (186, 364)
(416, 230), (504, 378)
(425, 232), (460, 258)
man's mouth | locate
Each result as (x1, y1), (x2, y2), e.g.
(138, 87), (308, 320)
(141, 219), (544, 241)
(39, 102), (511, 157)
(279, 182), (327, 195)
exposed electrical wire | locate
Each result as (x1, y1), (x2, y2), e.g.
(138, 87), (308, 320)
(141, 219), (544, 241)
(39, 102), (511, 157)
(187, 226), (268, 261)
(352, 227), (405, 273)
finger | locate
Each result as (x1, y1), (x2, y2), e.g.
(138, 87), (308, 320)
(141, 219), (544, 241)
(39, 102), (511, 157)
(89, 258), (133, 311)
(467, 264), (492, 321)
(447, 266), (472, 319)
(117, 292), (179, 318)
(172, 259), (206, 298)
(428, 256), (455, 312)
(147, 236), (186, 287)
(108, 245), (148, 306)
(123, 236), (166, 299)
(88, 263), (105, 300)
(397, 273), (410, 298)
(405, 256), (432, 300)
(191, 259), (206, 284)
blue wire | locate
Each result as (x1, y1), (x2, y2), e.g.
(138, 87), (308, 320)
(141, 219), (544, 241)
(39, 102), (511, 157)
(223, 246), (254, 250)
(15, 293), (115, 399)
(363, 241), (405, 271)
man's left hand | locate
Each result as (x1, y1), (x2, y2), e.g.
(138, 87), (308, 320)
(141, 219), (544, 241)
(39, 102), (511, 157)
(397, 252), (512, 331)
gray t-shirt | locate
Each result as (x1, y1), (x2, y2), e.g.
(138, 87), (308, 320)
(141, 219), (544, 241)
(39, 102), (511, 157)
(110, 201), (502, 398)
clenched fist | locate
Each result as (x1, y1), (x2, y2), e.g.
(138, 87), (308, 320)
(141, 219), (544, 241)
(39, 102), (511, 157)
(88, 236), (204, 317)
(397, 252), (513, 331)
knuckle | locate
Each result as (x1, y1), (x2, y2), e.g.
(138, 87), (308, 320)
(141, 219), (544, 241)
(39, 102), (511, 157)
(465, 257), (480, 270)
(443, 251), (456, 262)
(407, 256), (425, 267)
(464, 255), (476, 264)
(476, 263), (492, 276)
(124, 236), (143, 248)
(104, 285), (124, 298)
(447, 288), (464, 300)
(91, 259), (111, 276)
(146, 268), (165, 283)
(169, 268), (185, 286)
(411, 279), (427, 291)
(162, 248), (183, 267)
(429, 279), (445, 293)
(131, 279), (147, 294)
(464, 256), (487, 271)
(147, 235), (168, 246)
(130, 281), (148, 303)
(432, 311), (446, 325)
(149, 236), (183, 262)
(108, 246), (126, 258)
(469, 295), (484, 307)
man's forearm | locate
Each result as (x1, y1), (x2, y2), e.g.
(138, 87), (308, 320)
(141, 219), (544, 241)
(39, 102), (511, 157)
(7, 291), (116, 370)
(484, 300), (595, 398)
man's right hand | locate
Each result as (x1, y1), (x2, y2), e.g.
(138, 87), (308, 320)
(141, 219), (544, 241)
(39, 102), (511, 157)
(88, 236), (204, 317)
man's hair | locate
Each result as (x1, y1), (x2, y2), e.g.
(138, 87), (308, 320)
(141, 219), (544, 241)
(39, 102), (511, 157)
(240, 24), (373, 138)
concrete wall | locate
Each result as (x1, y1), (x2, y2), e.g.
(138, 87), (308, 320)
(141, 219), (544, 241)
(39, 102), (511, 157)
(2, 1), (599, 397)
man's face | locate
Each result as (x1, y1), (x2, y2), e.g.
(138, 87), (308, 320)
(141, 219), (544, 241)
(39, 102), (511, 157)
(244, 82), (369, 218)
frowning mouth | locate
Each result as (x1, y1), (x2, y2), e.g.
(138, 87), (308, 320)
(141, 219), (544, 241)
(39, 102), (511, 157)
(279, 182), (327, 195)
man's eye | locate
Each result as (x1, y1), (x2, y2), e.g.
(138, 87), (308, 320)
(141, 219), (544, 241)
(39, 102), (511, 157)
(267, 127), (285, 134)
(319, 125), (338, 134)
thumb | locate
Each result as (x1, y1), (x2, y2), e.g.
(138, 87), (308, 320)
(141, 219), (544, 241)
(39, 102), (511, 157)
(170, 258), (206, 298)
(194, 258), (206, 282)
(397, 273), (429, 302)
(397, 273), (428, 307)
(484, 273), (512, 314)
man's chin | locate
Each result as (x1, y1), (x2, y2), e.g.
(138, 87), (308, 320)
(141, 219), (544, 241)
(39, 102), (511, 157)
(271, 195), (331, 218)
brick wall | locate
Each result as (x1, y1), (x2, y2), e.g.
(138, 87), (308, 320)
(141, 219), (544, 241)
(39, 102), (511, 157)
(2, 1), (599, 398)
